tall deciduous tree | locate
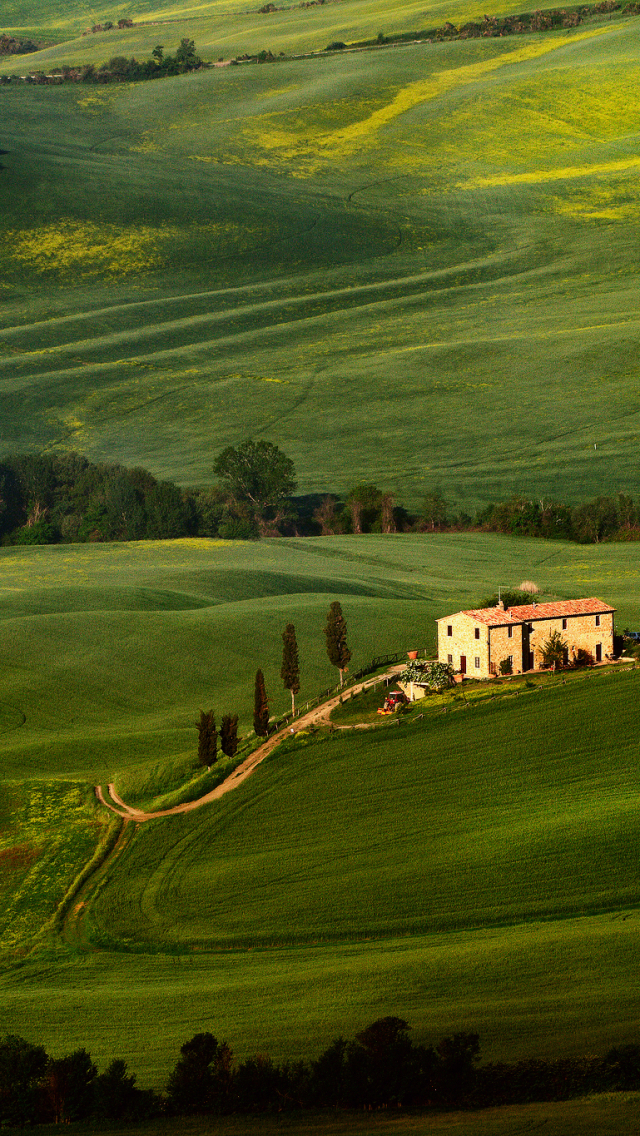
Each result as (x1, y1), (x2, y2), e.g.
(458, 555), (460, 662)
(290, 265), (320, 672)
(281, 623), (300, 713)
(253, 670), (270, 737)
(325, 601), (351, 685)
(220, 714), (239, 757)
(195, 709), (217, 767)
(213, 439), (296, 531)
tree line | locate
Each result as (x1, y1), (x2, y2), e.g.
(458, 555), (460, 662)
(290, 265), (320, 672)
(1, 1019), (638, 1125)
(194, 602), (351, 761)
(2, 444), (639, 546)
(11, 39), (202, 85)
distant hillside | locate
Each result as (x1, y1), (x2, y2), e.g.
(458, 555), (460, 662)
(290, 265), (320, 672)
(2, 6), (640, 510)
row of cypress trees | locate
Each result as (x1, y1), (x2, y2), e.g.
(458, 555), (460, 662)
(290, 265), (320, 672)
(254, 601), (352, 736)
(196, 602), (352, 762)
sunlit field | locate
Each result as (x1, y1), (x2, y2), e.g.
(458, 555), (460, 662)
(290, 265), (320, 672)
(0, 535), (638, 1086)
(3, 15), (640, 507)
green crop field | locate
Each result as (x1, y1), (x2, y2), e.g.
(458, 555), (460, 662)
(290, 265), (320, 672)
(1, 0), (640, 1120)
(3, 8), (640, 508)
(0, 533), (638, 1094)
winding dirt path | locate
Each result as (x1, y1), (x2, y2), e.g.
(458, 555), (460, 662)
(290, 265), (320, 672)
(96, 667), (403, 822)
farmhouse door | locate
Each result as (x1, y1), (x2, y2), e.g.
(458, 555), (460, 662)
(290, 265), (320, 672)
(460, 655), (467, 674)
(596, 643), (602, 662)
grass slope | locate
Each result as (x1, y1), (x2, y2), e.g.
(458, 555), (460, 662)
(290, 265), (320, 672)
(2, 19), (640, 507)
(0, 535), (638, 1085)
(4, 1099), (640, 1136)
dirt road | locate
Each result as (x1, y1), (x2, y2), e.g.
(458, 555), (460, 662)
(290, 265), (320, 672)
(95, 667), (402, 822)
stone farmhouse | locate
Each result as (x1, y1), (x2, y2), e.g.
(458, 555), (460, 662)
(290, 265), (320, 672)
(437, 597), (615, 678)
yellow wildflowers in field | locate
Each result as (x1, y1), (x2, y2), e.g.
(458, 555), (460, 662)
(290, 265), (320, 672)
(7, 221), (164, 278)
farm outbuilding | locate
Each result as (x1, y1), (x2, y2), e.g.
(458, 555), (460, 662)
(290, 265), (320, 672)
(437, 597), (615, 678)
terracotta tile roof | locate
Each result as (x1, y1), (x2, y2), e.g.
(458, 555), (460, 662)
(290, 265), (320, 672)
(459, 607), (520, 626)
(507, 597), (615, 621)
(449, 597), (615, 626)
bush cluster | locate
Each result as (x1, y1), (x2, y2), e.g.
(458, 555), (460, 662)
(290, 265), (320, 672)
(2, 1021), (639, 1124)
(20, 39), (202, 85)
(0, 33), (39, 55)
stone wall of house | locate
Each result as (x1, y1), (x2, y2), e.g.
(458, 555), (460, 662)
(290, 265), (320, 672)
(489, 623), (525, 674)
(528, 611), (613, 666)
(437, 613), (492, 677)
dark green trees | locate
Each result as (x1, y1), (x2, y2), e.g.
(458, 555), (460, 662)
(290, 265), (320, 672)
(0, 1035), (47, 1127)
(325, 601), (351, 686)
(196, 710), (217, 767)
(220, 714), (239, 758)
(253, 670), (270, 737)
(281, 623), (300, 713)
(213, 439), (296, 533)
(166, 1033), (233, 1115)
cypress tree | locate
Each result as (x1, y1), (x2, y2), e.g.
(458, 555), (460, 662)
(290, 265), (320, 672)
(281, 622), (300, 713)
(195, 709), (217, 767)
(253, 670), (270, 737)
(325, 601), (352, 686)
(220, 713), (239, 757)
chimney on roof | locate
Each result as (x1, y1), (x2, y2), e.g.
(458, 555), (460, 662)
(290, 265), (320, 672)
(497, 599), (504, 610)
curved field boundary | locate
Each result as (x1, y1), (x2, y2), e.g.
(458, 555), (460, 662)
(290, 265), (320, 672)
(95, 666), (402, 822)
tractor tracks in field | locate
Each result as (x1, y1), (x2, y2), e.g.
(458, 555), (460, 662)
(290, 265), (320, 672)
(68, 666), (402, 946)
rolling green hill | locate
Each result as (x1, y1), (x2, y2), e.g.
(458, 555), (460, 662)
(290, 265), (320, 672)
(0, 534), (638, 1085)
(2, 11), (640, 508)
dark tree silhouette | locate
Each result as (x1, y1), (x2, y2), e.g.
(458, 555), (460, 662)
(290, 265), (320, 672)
(220, 714), (239, 758)
(253, 670), (269, 737)
(166, 1033), (234, 1115)
(324, 601), (351, 685)
(195, 709), (217, 767)
(281, 622), (300, 713)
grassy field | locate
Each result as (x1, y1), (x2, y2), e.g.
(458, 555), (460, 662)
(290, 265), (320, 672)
(3, 14), (640, 508)
(3, 1098), (640, 1136)
(2, 0), (640, 1109)
(0, 534), (637, 1088)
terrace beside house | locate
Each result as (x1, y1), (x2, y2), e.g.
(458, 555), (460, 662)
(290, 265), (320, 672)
(437, 597), (615, 678)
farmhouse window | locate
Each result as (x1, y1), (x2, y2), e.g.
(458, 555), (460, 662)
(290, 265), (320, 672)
(595, 614), (601, 627)
(447, 625), (453, 636)
(508, 625), (513, 638)
(447, 654), (453, 664)
(474, 656), (480, 669)
(562, 618), (567, 629)
(508, 655), (513, 667)
(475, 628), (480, 639)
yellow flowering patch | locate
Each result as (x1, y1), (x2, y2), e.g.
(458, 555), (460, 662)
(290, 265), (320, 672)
(76, 95), (111, 112)
(238, 26), (614, 175)
(550, 180), (640, 221)
(461, 155), (640, 189)
(7, 221), (164, 278)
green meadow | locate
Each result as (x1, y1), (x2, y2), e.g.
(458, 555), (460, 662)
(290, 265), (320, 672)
(2, 1098), (640, 1136)
(0, 534), (638, 1090)
(1, 0), (640, 1116)
(3, 10), (640, 507)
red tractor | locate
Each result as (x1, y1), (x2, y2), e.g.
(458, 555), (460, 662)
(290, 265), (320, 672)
(377, 690), (407, 715)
